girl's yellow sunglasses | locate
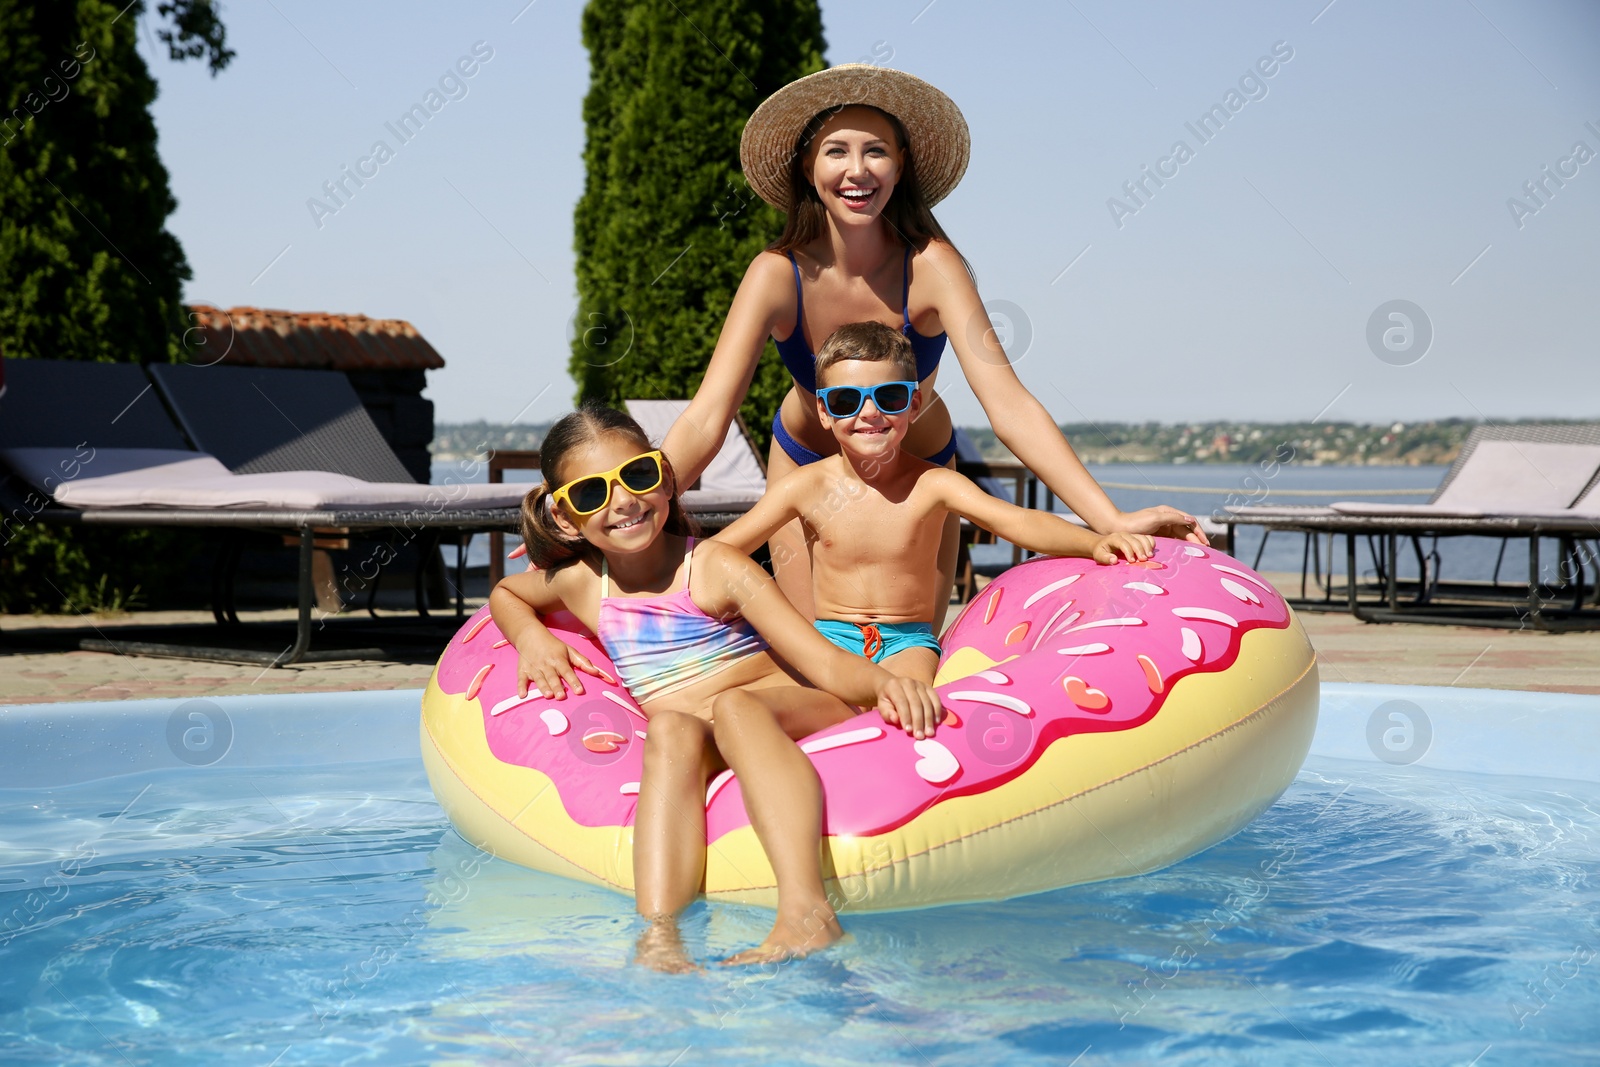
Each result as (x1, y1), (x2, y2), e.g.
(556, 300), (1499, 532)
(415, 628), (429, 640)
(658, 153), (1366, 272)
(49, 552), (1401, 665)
(550, 450), (666, 516)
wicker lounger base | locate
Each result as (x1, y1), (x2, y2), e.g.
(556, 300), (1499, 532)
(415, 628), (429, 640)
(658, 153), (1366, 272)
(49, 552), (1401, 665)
(20, 504), (524, 666)
(21, 503), (752, 665)
(1225, 513), (1600, 631)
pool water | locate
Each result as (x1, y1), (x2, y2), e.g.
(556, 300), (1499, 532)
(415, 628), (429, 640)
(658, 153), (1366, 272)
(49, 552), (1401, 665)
(3, 688), (1598, 1065)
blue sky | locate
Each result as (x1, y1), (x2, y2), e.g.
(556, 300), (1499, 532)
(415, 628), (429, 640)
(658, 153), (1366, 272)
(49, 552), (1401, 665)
(145, 0), (1600, 428)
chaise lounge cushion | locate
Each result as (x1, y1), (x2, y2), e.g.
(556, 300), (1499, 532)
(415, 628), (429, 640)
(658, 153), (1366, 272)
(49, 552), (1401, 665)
(625, 399), (766, 512)
(1223, 505), (1340, 519)
(1, 448), (529, 511)
(1328, 442), (1600, 518)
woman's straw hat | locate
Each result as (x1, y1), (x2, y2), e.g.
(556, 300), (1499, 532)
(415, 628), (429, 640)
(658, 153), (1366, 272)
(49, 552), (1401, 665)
(740, 65), (970, 212)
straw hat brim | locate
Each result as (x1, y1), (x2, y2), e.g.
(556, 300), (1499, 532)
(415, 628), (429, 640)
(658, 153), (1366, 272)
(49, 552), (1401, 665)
(739, 65), (970, 212)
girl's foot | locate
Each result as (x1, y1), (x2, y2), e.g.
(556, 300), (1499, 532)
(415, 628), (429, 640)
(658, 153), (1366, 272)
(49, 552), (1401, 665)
(721, 903), (844, 965)
(634, 917), (701, 974)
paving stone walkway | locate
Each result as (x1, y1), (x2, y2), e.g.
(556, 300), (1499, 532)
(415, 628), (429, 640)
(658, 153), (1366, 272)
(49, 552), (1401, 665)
(3, 576), (1597, 706)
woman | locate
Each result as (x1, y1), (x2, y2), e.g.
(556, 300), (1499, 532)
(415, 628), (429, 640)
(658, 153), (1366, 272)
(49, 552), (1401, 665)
(664, 65), (1203, 623)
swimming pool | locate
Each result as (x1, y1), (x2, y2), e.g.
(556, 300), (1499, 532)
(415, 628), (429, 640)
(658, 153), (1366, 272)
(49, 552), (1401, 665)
(3, 684), (1596, 1065)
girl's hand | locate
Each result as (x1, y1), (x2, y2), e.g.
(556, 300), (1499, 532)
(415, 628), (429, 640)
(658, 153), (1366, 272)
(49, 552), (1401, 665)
(876, 677), (946, 741)
(1116, 505), (1210, 546)
(1093, 531), (1156, 565)
(515, 632), (607, 700)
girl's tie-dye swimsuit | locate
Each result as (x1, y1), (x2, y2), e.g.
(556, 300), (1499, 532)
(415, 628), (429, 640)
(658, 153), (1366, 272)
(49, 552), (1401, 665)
(596, 538), (768, 703)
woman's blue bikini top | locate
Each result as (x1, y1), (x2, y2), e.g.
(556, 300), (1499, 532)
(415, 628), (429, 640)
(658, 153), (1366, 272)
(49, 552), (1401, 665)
(773, 246), (948, 394)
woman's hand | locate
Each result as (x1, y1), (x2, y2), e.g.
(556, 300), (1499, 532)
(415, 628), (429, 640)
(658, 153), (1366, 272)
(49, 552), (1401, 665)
(515, 632), (608, 700)
(1115, 505), (1210, 546)
(876, 676), (946, 741)
(1092, 531), (1156, 565)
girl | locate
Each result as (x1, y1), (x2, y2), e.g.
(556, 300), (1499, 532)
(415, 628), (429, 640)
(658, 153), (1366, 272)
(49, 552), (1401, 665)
(489, 403), (942, 972)
(663, 65), (1205, 626)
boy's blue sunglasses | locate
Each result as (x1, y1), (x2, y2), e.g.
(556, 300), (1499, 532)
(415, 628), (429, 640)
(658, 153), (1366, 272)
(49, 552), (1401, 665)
(815, 380), (918, 419)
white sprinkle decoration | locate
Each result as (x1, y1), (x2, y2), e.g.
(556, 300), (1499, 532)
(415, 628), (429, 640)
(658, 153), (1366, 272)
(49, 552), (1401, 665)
(705, 769), (735, 806)
(602, 690), (646, 719)
(1062, 617), (1146, 634)
(635, 730), (648, 740)
(912, 739), (960, 784)
(490, 693), (538, 717)
(1211, 563), (1273, 592)
(1180, 627), (1203, 661)
(1033, 605), (1079, 649)
(974, 669), (1012, 685)
(539, 708), (570, 736)
(619, 782), (640, 796)
(491, 638), (511, 649)
(1023, 573), (1082, 609)
(1057, 642), (1112, 656)
(1123, 581), (1166, 595)
(946, 691), (1033, 717)
(1184, 546), (1207, 557)
(1173, 606), (1239, 627)
(800, 726), (885, 754)
(1220, 577), (1262, 605)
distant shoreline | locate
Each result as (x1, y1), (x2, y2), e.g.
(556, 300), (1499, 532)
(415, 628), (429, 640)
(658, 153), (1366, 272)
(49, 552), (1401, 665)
(431, 417), (1590, 468)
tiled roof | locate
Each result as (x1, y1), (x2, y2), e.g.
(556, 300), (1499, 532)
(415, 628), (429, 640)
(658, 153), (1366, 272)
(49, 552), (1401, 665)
(186, 305), (445, 371)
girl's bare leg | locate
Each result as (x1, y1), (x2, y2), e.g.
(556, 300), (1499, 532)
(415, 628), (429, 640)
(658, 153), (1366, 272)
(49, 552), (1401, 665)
(711, 687), (853, 964)
(633, 710), (721, 973)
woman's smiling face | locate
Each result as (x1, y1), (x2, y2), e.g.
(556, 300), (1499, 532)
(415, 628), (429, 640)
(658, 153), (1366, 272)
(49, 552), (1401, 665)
(804, 105), (903, 226)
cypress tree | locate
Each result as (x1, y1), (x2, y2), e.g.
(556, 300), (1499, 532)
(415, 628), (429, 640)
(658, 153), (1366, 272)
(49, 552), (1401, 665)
(570, 0), (826, 454)
(0, 1), (228, 365)
(0, 1), (230, 611)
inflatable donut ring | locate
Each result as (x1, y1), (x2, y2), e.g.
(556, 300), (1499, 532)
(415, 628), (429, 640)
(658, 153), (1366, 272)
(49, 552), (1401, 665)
(421, 540), (1318, 910)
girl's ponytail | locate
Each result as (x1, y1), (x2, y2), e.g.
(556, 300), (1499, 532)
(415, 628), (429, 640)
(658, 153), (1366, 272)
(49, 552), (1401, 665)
(519, 481), (596, 571)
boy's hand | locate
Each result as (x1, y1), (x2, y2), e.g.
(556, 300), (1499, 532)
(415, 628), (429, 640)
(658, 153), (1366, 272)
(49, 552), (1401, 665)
(515, 632), (607, 699)
(876, 676), (945, 741)
(1093, 531), (1156, 565)
(1117, 505), (1208, 545)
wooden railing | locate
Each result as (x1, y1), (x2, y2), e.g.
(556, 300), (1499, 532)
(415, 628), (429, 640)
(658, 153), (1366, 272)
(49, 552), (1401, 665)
(486, 449), (541, 586)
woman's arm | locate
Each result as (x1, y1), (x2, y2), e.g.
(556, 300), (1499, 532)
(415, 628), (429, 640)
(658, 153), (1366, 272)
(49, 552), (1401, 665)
(489, 569), (604, 700)
(927, 469), (1152, 562)
(921, 242), (1206, 544)
(697, 541), (945, 737)
(662, 253), (790, 489)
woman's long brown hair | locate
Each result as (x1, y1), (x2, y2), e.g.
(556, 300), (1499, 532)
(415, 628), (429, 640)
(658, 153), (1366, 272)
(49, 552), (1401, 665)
(767, 103), (975, 284)
(518, 403), (696, 573)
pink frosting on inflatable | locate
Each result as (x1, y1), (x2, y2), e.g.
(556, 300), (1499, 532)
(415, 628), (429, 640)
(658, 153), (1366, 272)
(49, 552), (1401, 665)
(432, 539), (1290, 843)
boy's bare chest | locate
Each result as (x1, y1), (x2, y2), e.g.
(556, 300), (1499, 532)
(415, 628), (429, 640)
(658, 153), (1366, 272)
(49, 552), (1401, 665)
(803, 488), (940, 564)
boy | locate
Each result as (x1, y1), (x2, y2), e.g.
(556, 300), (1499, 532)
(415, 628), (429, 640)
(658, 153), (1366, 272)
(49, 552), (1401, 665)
(714, 321), (1153, 736)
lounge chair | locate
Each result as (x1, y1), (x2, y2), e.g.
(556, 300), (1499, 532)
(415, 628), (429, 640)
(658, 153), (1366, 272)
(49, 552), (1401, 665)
(0, 359), (526, 663)
(1223, 425), (1600, 630)
(624, 399), (767, 519)
(1328, 439), (1600, 519)
(146, 361), (531, 618)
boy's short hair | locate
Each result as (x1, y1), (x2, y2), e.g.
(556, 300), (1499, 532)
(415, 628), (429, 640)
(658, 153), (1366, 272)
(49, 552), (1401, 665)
(815, 321), (918, 386)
